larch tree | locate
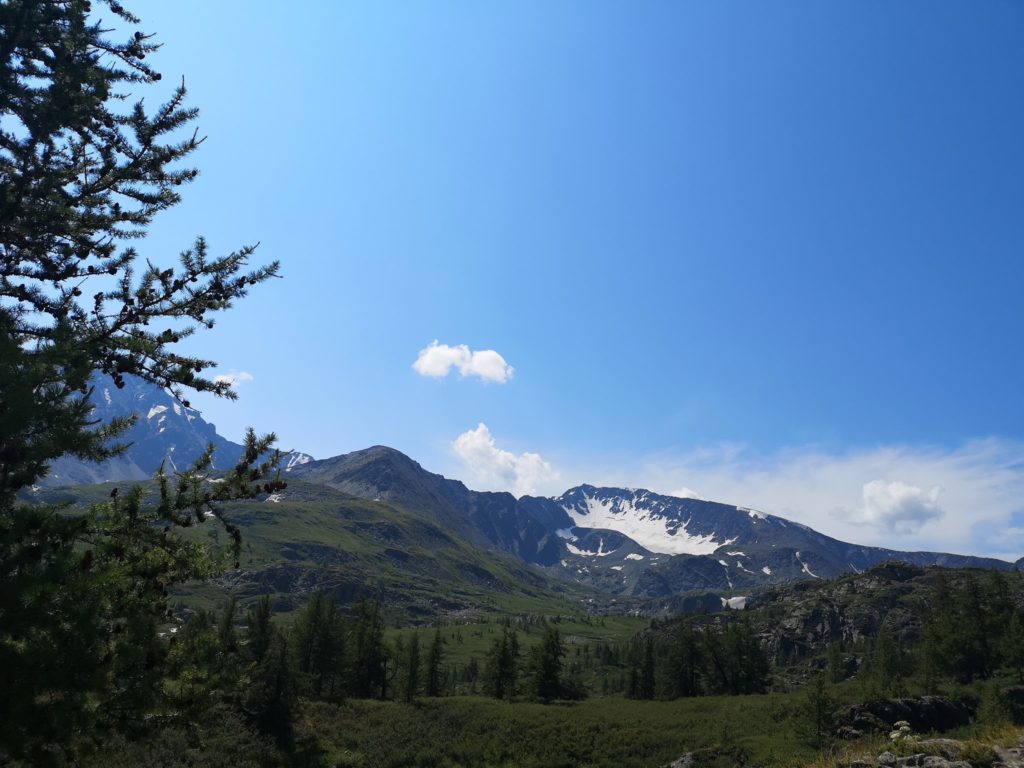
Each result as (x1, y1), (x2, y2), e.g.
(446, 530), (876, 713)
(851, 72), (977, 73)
(0, 1), (281, 762)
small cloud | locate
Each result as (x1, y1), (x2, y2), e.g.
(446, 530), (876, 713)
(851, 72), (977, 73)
(213, 371), (254, 387)
(859, 479), (944, 533)
(413, 341), (513, 383)
(452, 423), (559, 497)
(670, 487), (703, 500)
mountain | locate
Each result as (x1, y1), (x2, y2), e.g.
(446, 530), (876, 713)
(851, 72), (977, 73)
(24, 476), (580, 620)
(42, 374), (312, 486)
(290, 449), (1014, 599)
(290, 446), (569, 566)
(43, 377), (1016, 606)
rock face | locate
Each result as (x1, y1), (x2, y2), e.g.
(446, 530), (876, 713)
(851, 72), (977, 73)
(44, 374), (244, 485)
(42, 373), (309, 486)
(838, 697), (973, 738)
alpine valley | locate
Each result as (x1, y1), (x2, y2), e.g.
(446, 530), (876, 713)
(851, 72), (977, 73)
(33, 376), (1017, 618)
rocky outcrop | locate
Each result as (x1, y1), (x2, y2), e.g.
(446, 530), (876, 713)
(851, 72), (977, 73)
(843, 738), (1024, 767)
(838, 697), (974, 738)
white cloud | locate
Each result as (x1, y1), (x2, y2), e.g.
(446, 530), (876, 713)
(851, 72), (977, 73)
(412, 341), (513, 383)
(670, 487), (703, 500)
(452, 423), (559, 497)
(586, 438), (1024, 560)
(213, 370), (254, 387)
(859, 479), (943, 533)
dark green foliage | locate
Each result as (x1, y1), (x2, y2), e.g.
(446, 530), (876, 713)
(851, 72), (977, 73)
(219, 596), (238, 653)
(243, 630), (295, 752)
(484, 628), (520, 700)
(867, 620), (912, 695)
(1003, 610), (1024, 683)
(290, 590), (345, 699)
(715, 619), (769, 695)
(655, 617), (769, 699)
(0, 0), (279, 504)
(401, 633), (421, 703)
(527, 625), (564, 703)
(667, 621), (703, 697)
(425, 627), (444, 697)
(246, 595), (274, 665)
(796, 674), (837, 749)
(826, 641), (846, 684)
(350, 599), (388, 699)
(639, 636), (657, 699)
(0, 1), (280, 761)
(923, 571), (999, 683)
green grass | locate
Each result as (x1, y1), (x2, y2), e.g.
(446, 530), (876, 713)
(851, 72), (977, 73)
(130, 479), (601, 621)
(294, 694), (823, 768)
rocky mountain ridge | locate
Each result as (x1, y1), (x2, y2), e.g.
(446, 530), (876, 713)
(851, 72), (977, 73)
(289, 446), (1015, 598)
(43, 374), (311, 486)
(48, 376), (1018, 603)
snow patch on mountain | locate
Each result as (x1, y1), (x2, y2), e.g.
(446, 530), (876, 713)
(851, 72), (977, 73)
(282, 452), (314, 471)
(741, 506), (767, 520)
(566, 538), (615, 557)
(555, 528), (577, 541)
(559, 490), (728, 555)
(796, 551), (820, 579)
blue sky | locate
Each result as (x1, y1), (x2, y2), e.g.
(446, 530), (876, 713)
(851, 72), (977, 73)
(126, 2), (1023, 558)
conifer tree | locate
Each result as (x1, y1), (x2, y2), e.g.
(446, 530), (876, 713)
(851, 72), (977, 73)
(798, 674), (837, 749)
(667, 621), (702, 697)
(425, 627), (444, 697)
(0, 2), (280, 759)
(291, 590), (345, 699)
(528, 625), (564, 704)
(1003, 610), (1024, 683)
(639, 636), (657, 699)
(402, 634), (421, 703)
(351, 599), (387, 699)
(244, 630), (295, 751)
(246, 595), (274, 666)
(484, 628), (519, 700)
(219, 596), (238, 653)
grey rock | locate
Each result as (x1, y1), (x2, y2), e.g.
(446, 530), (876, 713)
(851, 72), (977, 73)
(664, 754), (694, 768)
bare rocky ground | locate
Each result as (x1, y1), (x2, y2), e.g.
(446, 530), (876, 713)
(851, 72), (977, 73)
(664, 736), (1024, 768)
(843, 737), (1024, 768)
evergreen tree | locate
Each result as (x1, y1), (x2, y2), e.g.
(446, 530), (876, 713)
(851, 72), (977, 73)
(351, 599), (387, 699)
(528, 625), (564, 704)
(218, 596), (238, 654)
(666, 622), (702, 697)
(243, 630), (295, 751)
(639, 636), (657, 700)
(246, 595), (274, 666)
(401, 634), (421, 703)
(797, 674), (837, 749)
(723, 619), (770, 695)
(425, 627), (444, 697)
(1003, 610), (1024, 683)
(870, 622), (905, 695)
(484, 628), (519, 700)
(0, 1), (279, 761)
(290, 590), (344, 699)
(826, 641), (846, 684)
